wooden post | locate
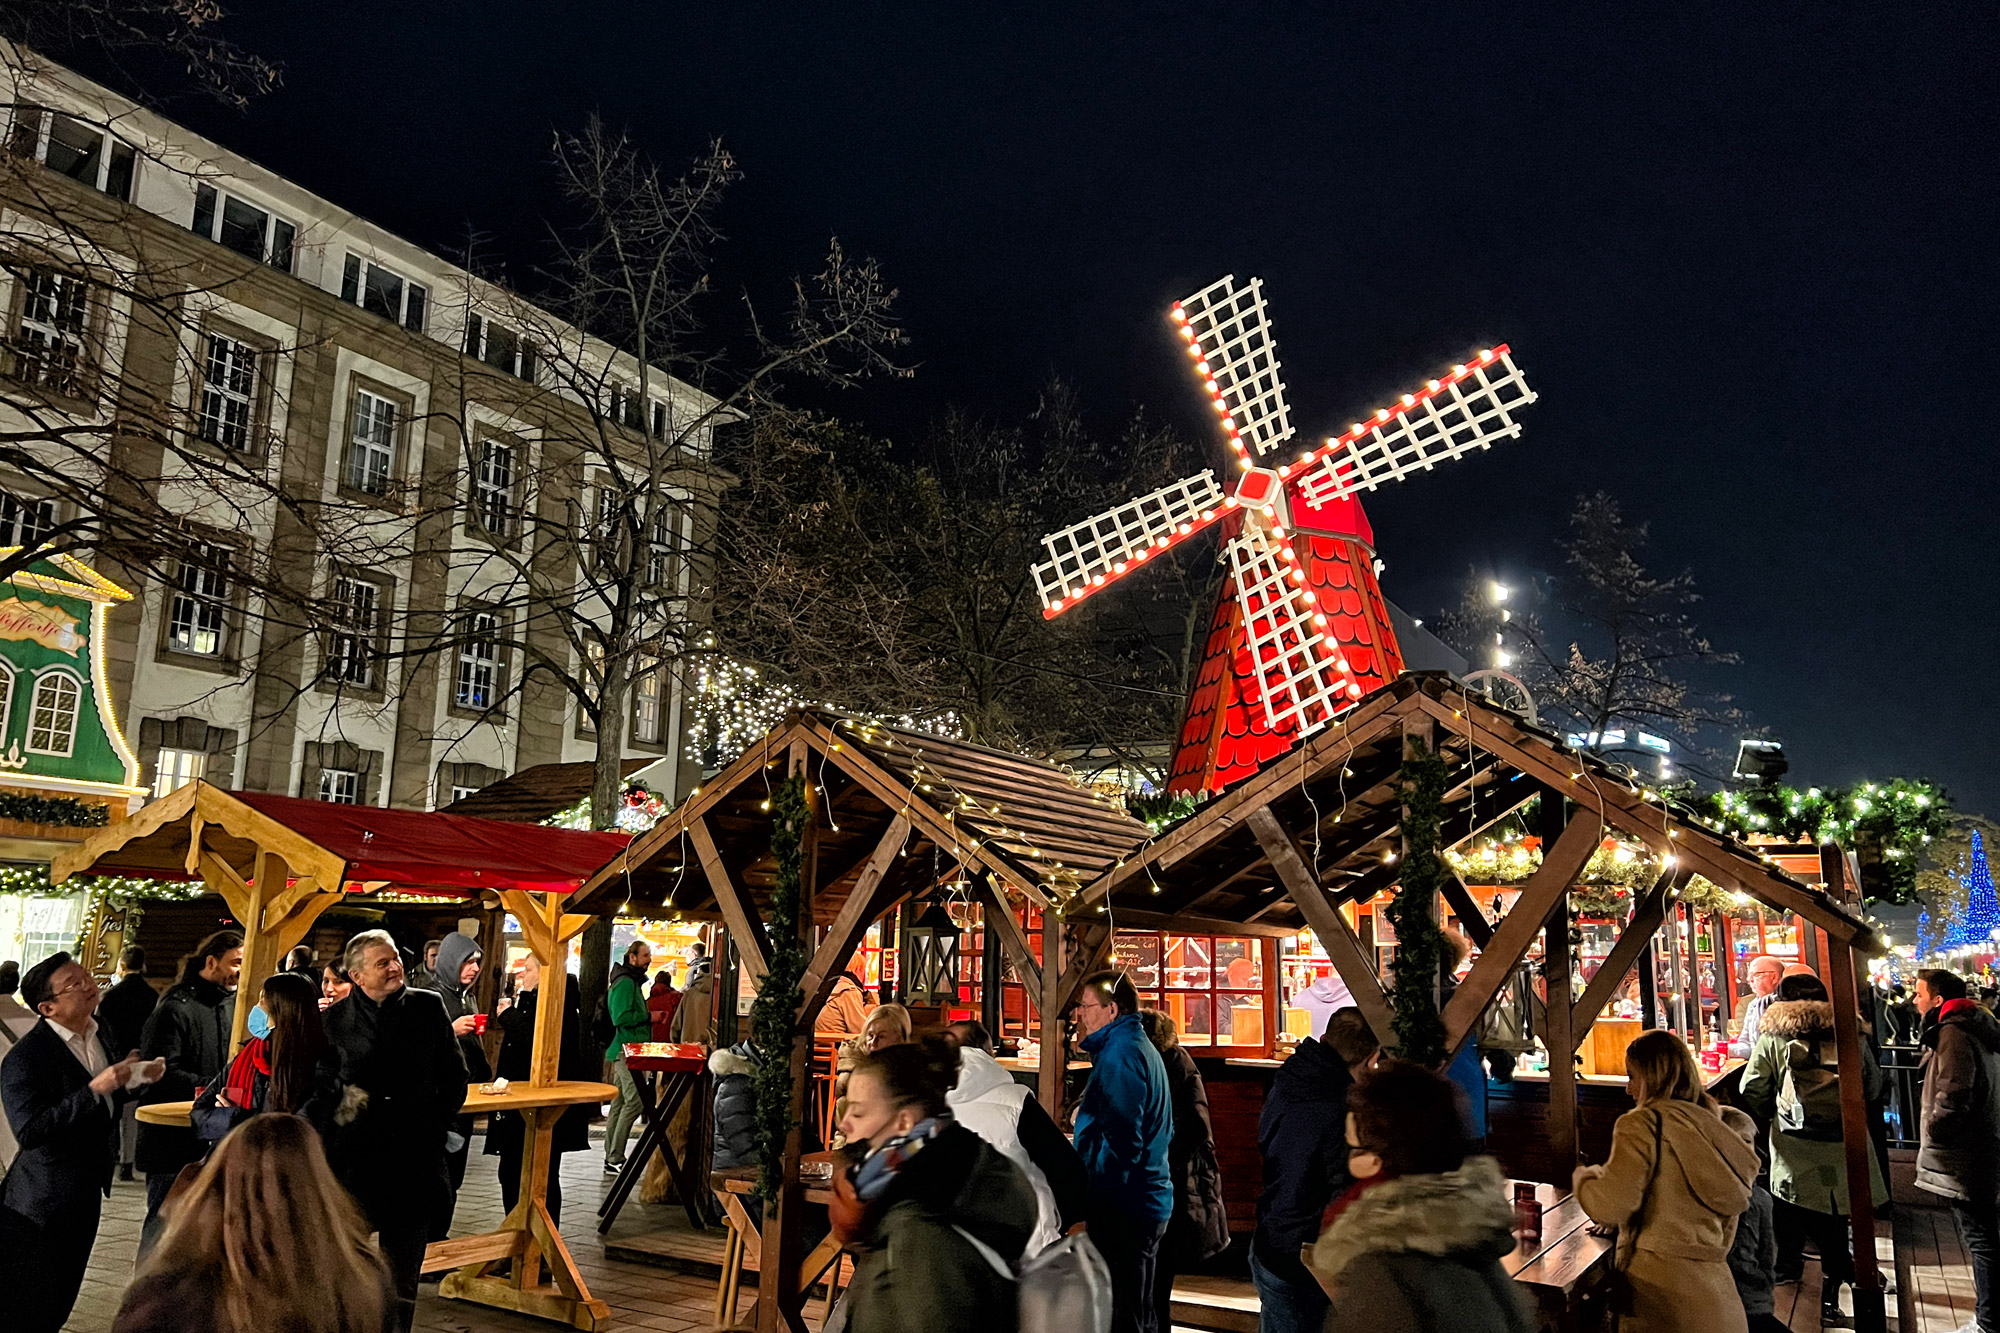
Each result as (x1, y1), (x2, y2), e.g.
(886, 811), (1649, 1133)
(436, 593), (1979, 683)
(1544, 892), (1577, 1177)
(1037, 909), (1065, 1116)
(982, 905), (1003, 1037)
(1822, 846), (1886, 1331)
(1637, 941), (1660, 1029)
(1684, 900), (1703, 1049)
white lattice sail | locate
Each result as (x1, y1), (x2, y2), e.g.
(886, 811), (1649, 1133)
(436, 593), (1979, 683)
(1032, 470), (1228, 612)
(1174, 276), (1295, 459)
(1296, 346), (1535, 507)
(1225, 529), (1363, 734)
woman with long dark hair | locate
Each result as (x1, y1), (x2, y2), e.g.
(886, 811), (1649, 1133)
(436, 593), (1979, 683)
(113, 1112), (396, 1333)
(192, 972), (333, 1140)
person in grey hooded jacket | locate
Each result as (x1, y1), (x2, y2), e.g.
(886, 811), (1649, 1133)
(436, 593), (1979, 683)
(416, 931), (489, 1232)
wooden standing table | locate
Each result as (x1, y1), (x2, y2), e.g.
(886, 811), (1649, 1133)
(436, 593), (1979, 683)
(711, 1151), (845, 1329)
(1502, 1179), (1613, 1333)
(597, 1041), (710, 1233)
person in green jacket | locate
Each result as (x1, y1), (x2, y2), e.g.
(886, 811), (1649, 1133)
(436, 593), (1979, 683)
(602, 940), (653, 1174)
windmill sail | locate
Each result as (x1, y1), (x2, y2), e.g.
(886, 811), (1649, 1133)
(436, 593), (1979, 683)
(1224, 526), (1363, 735)
(1174, 275), (1295, 460)
(1031, 470), (1227, 614)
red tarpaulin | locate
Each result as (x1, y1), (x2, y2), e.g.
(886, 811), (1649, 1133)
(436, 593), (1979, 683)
(181, 791), (630, 896)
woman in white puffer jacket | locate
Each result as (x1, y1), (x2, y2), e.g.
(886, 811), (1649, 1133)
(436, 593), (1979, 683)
(944, 1022), (1087, 1256)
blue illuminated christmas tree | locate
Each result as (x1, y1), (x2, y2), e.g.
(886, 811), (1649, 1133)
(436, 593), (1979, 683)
(1938, 829), (2000, 952)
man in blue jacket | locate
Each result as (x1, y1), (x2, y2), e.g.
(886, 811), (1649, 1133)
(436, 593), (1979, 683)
(1072, 969), (1173, 1333)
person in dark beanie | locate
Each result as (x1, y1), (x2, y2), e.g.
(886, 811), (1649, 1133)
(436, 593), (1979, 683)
(97, 945), (157, 1182)
(1914, 967), (2000, 1333)
(319, 929), (468, 1333)
(1252, 1006), (1378, 1333)
(1072, 970), (1173, 1333)
(2, 952), (163, 1333)
(1136, 1008), (1228, 1332)
(135, 927), (241, 1258)
(1307, 1059), (1533, 1333)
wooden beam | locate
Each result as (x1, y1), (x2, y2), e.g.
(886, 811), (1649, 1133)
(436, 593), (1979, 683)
(1544, 891), (1578, 1175)
(1037, 910), (1067, 1114)
(1108, 908), (1299, 940)
(1569, 867), (1687, 1036)
(1440, 811), (1601, 1054)
(1439, 872), (1494, 949)
(1249, 808), (1396, 1048)
(980, 873), (1042, 996)
(1823, 845), (1887, 1328)
(1052, 919), (1115, 1016)
(690, 817), (769, 983)
(796, 815), (910, 1024)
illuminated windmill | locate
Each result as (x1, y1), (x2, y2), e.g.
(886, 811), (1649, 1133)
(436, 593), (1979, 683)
(1030, 275), (1537, 795)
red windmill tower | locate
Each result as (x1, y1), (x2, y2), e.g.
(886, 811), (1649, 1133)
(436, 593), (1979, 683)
(1030, 275), (1537, 796)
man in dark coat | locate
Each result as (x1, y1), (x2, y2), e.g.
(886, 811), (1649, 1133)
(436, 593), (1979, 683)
(321, 928), (469, 1333)
(134, 927), (240, 1257)
(95, 945), (157, 1182)
(1252, 1006), (1377, 1333)
(416, 930), (490, 1232)
(1, 953), (162, 1333)
(1915, 967), (2000, 1333)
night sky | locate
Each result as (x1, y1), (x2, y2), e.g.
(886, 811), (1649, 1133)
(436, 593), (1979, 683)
(142, 3), (1998, 814)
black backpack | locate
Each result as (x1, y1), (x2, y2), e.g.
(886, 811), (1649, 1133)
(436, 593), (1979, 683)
(589, 974), (618, 1053)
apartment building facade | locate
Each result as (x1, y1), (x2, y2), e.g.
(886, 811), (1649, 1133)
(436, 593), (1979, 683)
(0, 46), (713, 827)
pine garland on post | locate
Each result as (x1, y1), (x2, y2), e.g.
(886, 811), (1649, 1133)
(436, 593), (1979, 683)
(751, 774), (811, 1203)
(1387, 737), (1450, 1066)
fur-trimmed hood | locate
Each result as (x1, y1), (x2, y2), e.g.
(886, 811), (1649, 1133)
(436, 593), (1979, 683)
(1310, 1155), (1516, 1284)
(1758, 998), (1834, 1041)
(710, 1042), (759, 1078)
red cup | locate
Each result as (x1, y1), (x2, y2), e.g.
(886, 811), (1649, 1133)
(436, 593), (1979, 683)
(473, 1013), (488, 1035)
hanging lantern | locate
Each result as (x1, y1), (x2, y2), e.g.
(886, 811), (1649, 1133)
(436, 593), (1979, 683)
(902, 898), (961, 1006)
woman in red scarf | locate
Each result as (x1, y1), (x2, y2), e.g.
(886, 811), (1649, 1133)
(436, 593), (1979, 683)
(192, 972), (332, 1140)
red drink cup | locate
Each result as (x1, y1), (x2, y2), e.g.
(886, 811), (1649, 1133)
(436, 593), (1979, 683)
(473, 1013), (488, 1035)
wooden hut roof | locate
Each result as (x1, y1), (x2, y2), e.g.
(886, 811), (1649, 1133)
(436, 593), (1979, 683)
(571, 708), (1152, 928)
(1077, 673), (1878, 951)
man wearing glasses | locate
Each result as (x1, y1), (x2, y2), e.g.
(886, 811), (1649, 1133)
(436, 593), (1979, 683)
(1071, 969), (1173, 1333)
(1739, 955), (1786, 1047)
(1, 952), (163, 1333)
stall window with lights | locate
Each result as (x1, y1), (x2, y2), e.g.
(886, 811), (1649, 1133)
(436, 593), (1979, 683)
(10, 108), (136, 201)
(190, 185), (295, 272)
(153, 747), (205, 798)
(1113, 930), (1275, 1053)
(340, 255), (427, 332)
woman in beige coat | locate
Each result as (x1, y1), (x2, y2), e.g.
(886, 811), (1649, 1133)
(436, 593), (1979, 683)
(1576, 1030), (1761, 1333)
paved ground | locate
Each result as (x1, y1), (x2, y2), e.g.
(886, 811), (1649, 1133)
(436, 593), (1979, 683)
(64, 1133), (782, 1333)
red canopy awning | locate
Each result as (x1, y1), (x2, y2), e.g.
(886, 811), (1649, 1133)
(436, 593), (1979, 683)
(170, 792), (632, 896)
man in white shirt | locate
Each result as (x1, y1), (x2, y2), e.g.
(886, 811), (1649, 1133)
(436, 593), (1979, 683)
(1738, 954), (1786, 1048)
(0, 952), (161, 1333)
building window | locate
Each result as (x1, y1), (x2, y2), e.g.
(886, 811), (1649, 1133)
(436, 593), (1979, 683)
(340, 255), (427, 332)
(455, 611), (500, 710)
(0, 493), (57, 549)
(152, 747), (205, 798)
(10, 108), (136, 201)
(646, 507), (683, 587)
(197, 332), (259, 450)
(190, 185), (295, 272)
(318, 768), (360, 804)
(631, 662), (663, 744)
(464, 315), (537, 381)
(166, 546), (231, 658)
(9, 267), (92, 398)
(651, 401), (669, 441)
(0, 661), (14, 738)
(451, 784), (481, 802)
(473, 439), (518, 538)
(326, 574), (381, 688)
(608, 386), (649, 432)
(345, 389), (398, 495)
(26, 671), (79, 756)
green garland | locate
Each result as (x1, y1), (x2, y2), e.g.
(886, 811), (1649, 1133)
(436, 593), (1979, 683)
(1387, 738), (1449, 1066)
(0, 793), (110, 827)
(750, 774), (811, 1203)
(0, 863), (201, 904)
(1694, 778), (1950, 903)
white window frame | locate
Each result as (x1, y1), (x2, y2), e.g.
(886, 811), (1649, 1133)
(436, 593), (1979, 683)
(318, 767), (360, 804)
(12, 266), (91, 397)
(464, 314), (536, 382)
(473, 438), (518, 538)
(190, 184), (295, 272)
(0, 492), (57, 549)
(166, 545), (231, 658)
(197, 331), (258, 450)
(0, 660), (15, 739)
(340, 254), (427, 332)
(346, 388), (398, 495)
(25, 669), (80, 756)
(327, 574), (380, 688)
(646, 507), (683, 587)
(450, 783), (482, 803)
(152, 746), (206, 799)
(454, 610), (501, 711)
(13, 108), (136, 200)
(631, 661), (663, 744)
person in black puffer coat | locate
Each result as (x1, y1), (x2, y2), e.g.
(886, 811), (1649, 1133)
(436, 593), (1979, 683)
(134, 928), (241, 1259)
(484, 954), (593, 1222)
(1137, 1008), (1228, 1332)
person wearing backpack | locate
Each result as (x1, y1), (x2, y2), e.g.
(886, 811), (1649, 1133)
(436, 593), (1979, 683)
(831, 1040), (1036, 1333)
(1739, 971), (1887, 1327)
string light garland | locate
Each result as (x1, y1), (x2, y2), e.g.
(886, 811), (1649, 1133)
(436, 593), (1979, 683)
(687, 656), (961, 769)
(545, 783), (670, 833)
(1693, 778), (1949, 904)
(0, 864), (206, 905)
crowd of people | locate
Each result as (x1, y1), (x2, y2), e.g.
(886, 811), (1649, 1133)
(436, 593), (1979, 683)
(6, 926), (2000, 1333)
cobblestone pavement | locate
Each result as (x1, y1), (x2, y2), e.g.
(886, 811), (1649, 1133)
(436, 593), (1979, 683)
(62, 1136), (771, 1333)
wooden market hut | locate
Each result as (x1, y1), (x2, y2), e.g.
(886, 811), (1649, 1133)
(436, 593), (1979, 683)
(50, 781), (631, 1331)
(569, 707), (1152, 1333)
(1076, 673), (1889, 1322)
